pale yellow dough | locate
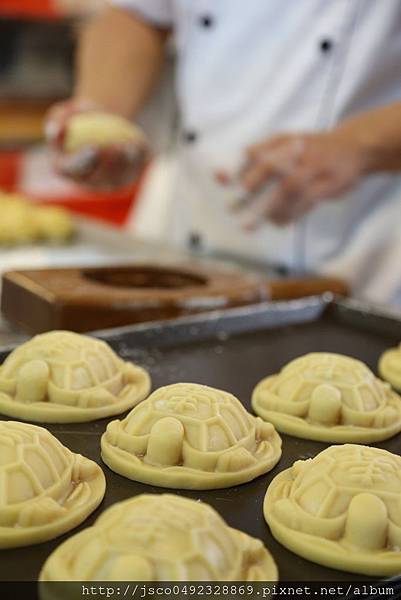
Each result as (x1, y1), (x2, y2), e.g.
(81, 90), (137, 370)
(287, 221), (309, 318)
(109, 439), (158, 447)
(264, 444), (401, 576)
(0, 193), (74, 245)
(64, 112), (147, 153)
(379, 343), (401, 392)
(0, 420), (105, 548)
(101, 382), (282, 489)
(40, 493), (278, 581)
(252, 352), (401, 442)
(33, 205), (75, 242)
(0, 331), (151, 423)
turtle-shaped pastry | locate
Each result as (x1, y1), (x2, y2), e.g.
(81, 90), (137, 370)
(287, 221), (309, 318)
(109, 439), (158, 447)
(101, 383), (282, 489)
(252, 352), (401, 442)
(379, 343), (401, 392)
(40, 494), (278, 581)
(264, 444), (401, 576)
(0, 421), (105, 548)
(0, 330), (151, 423)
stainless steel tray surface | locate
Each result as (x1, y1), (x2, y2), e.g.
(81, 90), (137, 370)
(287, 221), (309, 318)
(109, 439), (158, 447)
(1, 296), (401, 583)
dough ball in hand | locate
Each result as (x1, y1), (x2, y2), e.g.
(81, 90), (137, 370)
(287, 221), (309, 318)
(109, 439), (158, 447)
(58, 112), (150, 190)
(64, 112), (147, 152)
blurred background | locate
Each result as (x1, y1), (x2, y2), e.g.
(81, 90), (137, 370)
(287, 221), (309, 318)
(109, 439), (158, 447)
(1, 1), (398, 345)
(0, 0), (175, 227)
(0, 1), (184, 345)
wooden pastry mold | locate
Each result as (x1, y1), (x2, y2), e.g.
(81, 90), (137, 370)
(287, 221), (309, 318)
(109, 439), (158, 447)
(1, 264), (268, 334)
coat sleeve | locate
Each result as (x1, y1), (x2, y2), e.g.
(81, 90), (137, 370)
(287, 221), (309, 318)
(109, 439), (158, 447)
(108, 0), (173, 26)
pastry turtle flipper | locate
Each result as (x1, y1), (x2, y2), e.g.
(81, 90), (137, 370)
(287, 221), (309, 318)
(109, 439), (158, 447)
(264, 444), (401, 576)
(252, 352), (401, 442)
(40, 494), (278, 581)
(0, 421), (105, 548)
(379, 343), (401, 392)
(101, 382), (282, 489)
(0, 330), (151, 423)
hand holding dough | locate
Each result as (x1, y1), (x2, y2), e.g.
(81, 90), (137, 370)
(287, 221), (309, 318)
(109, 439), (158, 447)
(64, 112), (147, 153)
(51, 110), (149, 190)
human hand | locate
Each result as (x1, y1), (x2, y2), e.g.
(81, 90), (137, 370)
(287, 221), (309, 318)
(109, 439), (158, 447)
(218, 129), (367, 229)
(45, 99), (150, 190)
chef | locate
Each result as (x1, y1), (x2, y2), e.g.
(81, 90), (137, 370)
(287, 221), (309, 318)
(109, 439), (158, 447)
(47, 1), (401, 305)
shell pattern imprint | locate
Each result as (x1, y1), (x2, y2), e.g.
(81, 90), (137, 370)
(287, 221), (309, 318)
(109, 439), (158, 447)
(3, 322), (401, 579)
(252, 353), (401, 442)
(0, 421), (105, 549)
(379, 343), (401, 393)
(40, 494), (278, 582)
(101, 382), (282, 489)
(0, 331), (151, 423)
(264, 444), (401, 575)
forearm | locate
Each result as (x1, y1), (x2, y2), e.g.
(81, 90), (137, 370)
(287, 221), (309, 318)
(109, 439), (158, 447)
(335, 102), (401, 174)
(74, 7), (168, 118)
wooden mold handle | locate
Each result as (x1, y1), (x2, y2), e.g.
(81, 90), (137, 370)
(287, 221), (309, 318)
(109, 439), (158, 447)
(268, 277), (349, 301)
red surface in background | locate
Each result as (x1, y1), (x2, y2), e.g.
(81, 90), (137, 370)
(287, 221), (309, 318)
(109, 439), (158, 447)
(0, 152), (22, 191)
(0, 151), (143, 227)
(40, 186), (140, 226)
(0, 3), (141, 225)
(0, 1), (58, 19)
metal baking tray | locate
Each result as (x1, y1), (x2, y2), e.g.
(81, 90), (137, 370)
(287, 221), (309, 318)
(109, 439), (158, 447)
(1, 294), (401, 583)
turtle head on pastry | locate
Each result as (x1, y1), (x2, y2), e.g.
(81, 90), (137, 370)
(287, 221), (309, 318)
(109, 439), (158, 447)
(252, 352), (401, 442)
(0, 331), (151, 423)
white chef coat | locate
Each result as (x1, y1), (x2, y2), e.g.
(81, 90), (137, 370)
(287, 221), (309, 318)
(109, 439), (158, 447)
(112, 0), (401, 305)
